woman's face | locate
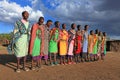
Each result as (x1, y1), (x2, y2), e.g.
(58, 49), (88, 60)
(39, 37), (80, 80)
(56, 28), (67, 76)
(23, 11), (29, 20)
(72, 24), (76, 29)
(39, 19), (44, 24)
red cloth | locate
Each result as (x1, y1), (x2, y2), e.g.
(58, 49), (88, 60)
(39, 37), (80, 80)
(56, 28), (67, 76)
(29, 23), (39, 55)
(75, 35), (82, 54)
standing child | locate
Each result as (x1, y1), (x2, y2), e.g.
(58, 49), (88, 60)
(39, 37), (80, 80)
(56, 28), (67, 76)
(74, 25), (83, 63)
(49, 21), (60, 66)
(59, 23), (68, 65)
(88, 30), (94, 61)
(67, 23), (76, 64)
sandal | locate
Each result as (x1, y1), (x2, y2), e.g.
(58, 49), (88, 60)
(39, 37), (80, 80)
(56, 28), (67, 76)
(16, 69), (21, 73)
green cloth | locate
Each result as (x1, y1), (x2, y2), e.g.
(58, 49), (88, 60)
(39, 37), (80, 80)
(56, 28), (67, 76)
(49, 29), (59, 53)
(14, 22), (29, 57)
(93, 35), (98, 55)
(32, 30), (41, 57)
(104, 45), (106, 55)
(93, 41), (98, 54)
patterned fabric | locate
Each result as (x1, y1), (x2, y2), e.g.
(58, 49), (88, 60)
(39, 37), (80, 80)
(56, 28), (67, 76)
(97, 35), (102, 56)
(102, 36), (107, 54)
(93, 34), (98, 54)
(75, 30), (82, 54)
(7, 19), (31, 55)
(43, 25), (50, 55)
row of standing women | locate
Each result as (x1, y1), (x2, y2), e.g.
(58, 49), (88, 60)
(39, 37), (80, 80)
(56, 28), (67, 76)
(9, 11), (107, 73)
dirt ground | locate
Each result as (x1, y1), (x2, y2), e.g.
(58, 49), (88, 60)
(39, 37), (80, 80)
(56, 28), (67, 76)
(0, 45), (120, 80)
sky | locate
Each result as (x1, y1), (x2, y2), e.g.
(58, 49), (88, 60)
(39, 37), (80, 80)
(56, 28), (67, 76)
(0, 0), (120, 39)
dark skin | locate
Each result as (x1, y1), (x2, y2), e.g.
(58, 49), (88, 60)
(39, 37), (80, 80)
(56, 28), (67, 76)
(77, 26), (81, 31)
(31, 18), (44, 68)
(60, 24), (67, 64)
(17, 11), (29, 70)
(46, 22), (52, 28)
(68, 23), (76, 64)
(75, 25), (81, 63)
(49, 22), (60, 65)
(81, 25), (89, 62)
(43, 21), (52, 65)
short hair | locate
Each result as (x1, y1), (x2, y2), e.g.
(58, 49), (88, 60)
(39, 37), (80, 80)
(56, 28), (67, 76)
(38, 17), (44, 21)
(62, 23), (66, 28)
(103, 32), (106, 36)
(62, 23), (66, 27)
(84, 25), (88, 29)
(47, 20), (52, 23)
(54, 21), (59, 25)
(95, 29), (99, 34)
(71, 23), (75, 29)
(90, 30), (93, 34)
(77, 25), (81, 28)
(22, 11), (28, 16)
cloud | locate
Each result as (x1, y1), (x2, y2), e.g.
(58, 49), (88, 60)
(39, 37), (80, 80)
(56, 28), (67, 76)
(0, 0), (120, 36)
(0, 0), (44, 23)
(31, 0), (120, 36)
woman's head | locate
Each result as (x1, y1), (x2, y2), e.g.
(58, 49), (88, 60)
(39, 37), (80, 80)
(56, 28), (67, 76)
(71, 23), (76, 29)
(103, 32), (107, 36)
(38, 17), (44, 24)
(62, 23), (66, 29)
(77, 25), (81, 30)
(90, 30), (94, 35)
(84, 25), (89, 31)
(22, 11), (29, 20)
(46, 20), (53, 27)
(54, 21), (60, 28)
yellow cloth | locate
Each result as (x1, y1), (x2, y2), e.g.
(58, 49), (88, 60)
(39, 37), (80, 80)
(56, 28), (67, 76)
(59, 30), (68, 55)
(88, 35), (94, 53)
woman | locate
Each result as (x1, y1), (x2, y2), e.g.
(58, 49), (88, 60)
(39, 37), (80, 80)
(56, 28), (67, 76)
(67, 23), (76, 64)
(93, 29), (99, 61)
(74, 25), (83, 63)
(101, 32), (107, 60)
(88, 30), (94, 61)
(82, 25), (89, 62)
(29, 17), (44, 70)
(49, 21), (60, 66)
(13, 11), (31, 72)
(97, 31), (103, 60)
(59, 23), (68, 65)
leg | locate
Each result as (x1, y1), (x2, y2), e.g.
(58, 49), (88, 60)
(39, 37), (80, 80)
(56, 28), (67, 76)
(49, 53), (52, 64)
(67, 55), (71, 64)
(60, 56), (63, 64)
(63, 55), (66, 65)
(54, 53), (58, 65)
(38, 56), (42, 68)
(44, 55), (48, 65)
(16, 57), (21, 72)
(23, 56), (26, 69)
(75, 54), (77, 63)
(23, 56), (29, 71)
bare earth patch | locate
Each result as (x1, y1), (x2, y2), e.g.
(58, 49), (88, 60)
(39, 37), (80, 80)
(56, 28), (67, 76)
(0, 46), (120, 80)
